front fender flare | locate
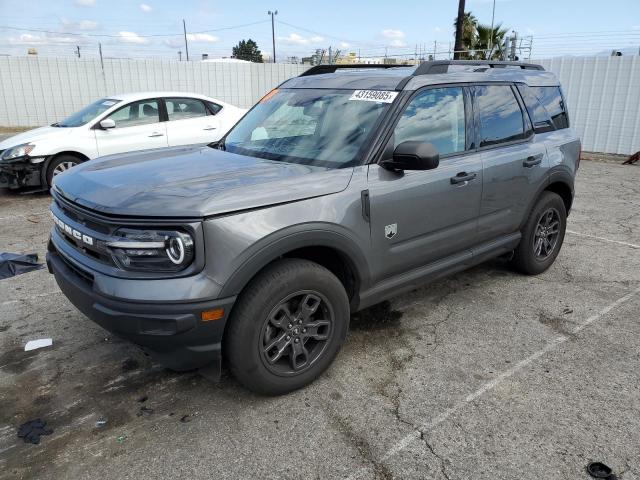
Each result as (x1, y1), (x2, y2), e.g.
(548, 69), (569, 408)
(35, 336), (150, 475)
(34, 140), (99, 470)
(219, 225), (371, 304)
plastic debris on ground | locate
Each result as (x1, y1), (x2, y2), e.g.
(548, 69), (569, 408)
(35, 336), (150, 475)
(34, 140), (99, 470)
(0, 252), (44, 280)
(17, 419), (53, 445)
(96, 419), (107, 427)
(587, 462), (617, 479)
(24, 338), (53, 351)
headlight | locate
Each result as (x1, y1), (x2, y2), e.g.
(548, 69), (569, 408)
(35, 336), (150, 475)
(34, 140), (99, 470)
(107, 228), (194, 272)
(2, 143), (35, 160)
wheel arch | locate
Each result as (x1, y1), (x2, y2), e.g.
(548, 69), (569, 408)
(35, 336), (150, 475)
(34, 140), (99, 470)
(219, 229), (371, 312)
(41, 151), (91, 187)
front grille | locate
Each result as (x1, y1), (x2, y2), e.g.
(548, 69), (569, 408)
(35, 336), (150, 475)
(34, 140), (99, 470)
(51, 192), (118, 267)
(58, 249), (94, 286)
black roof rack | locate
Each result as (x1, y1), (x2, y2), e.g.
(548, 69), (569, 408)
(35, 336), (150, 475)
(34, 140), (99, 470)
(413, 60), (544, 75)
(299, 64), (405, 77)
(299, 60), (544, 78)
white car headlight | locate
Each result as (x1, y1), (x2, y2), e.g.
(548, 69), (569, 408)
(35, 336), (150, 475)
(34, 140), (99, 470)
(2, 143), (35, 160)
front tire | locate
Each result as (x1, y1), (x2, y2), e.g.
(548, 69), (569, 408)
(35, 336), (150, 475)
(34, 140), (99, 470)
(225, 259), (350, 395)
(46, 155), (80, 188)
(512, 191), (567, 275)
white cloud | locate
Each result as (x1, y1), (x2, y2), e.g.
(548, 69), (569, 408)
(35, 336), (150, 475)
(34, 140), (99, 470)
(164, 32), (219, 48)
(339, 41), (350, 49)
(9, 33), (80, 45)
(381, 29), (406, 47)
(277, 33), (324, 46)
(118, 31), (149, 44)
(60, 18), (99, 31)
(188, 33), (219, 42)
(75, 0), (96, 6)
(140, 3), (152, 12)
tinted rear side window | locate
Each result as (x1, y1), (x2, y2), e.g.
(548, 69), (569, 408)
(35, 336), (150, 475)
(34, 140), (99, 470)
(530, 86), (569, 129)
(476, 85), (525, 147)
(516, 84), (555, 134)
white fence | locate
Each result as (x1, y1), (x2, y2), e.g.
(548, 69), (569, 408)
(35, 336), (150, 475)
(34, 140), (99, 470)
(1, 55), (639, 154)
(538, 56), (640, 155)
(0, 57), (306, 127)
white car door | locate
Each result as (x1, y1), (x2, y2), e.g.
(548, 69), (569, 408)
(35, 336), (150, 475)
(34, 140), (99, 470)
(164, 97), (222, 146)
(94, 98), (167, 157)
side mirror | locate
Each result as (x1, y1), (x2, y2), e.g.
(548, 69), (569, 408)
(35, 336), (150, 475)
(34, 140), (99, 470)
(381, 141), (440, 171)
(99, 118), (116, 130)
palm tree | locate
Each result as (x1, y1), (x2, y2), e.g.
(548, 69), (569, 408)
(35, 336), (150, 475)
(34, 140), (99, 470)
(473, 23), (508, 59)
(453, 11), (478, 58)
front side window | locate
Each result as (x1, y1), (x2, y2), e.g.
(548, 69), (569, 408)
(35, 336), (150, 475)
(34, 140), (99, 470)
(476, 85), (526, 147)
(57, 98), (121, 127)
(530, 86), (569, 130)
(106, 99), (160, 128)
(223, 88), (391, 168)
(393, 87), (466, 155)
(166, 97), (208, 121)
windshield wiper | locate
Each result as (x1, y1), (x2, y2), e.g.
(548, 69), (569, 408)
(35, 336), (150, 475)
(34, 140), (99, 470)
(51, 122), (59, 127)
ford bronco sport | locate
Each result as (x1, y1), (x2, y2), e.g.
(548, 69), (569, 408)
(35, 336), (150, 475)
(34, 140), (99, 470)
(46, 61), (580, 395)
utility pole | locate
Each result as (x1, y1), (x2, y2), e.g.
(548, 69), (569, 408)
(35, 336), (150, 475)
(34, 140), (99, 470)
(453, 0), (465, 59)
(75, 45), (81, 58)
(434, 40), (437, 60)
(268, 10), (278, 63)
(178, 50), (182, 61)
(98, 43), (104, 71)
(328, 46), (332, 64)
(488, 0), (496, 57)
(183, 19), (189, 61)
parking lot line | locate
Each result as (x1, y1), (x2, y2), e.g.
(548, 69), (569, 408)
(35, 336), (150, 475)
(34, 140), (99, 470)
(566, 229), (640, 249)
(346, 284), (640, 479)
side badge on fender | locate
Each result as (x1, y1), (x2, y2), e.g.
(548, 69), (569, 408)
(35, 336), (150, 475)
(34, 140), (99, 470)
(385, 223), (397, 239)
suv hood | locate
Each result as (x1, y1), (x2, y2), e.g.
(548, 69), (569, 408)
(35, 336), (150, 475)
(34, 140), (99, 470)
(53, 146), (354, 218)
(0, 126), (75, 150)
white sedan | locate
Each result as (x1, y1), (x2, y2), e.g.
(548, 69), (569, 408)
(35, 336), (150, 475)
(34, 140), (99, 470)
(0, 92), (246, 190)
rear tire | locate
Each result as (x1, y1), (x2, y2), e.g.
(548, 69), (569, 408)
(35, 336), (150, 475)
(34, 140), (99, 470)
(46, 155), (80, 188)
(511, 191), (567, 275)
(225, 258), (350, 395)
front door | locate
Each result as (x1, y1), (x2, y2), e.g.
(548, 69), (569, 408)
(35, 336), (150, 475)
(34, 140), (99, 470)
(367, 86), (483, 283)
(95, 98), (167, 157)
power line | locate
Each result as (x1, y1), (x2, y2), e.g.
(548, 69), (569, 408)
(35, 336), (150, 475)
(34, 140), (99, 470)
(0, 20), (270, 38)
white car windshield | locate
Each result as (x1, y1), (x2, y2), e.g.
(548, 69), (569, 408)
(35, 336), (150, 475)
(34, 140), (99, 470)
(223, 88), (392, 168)
(55, 98), (121, 127)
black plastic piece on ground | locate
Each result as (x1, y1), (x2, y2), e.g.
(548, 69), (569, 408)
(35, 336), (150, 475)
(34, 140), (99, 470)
(587, 462), (616, 479)
(0, 252), (44, 280)
(17, 419), (53, 444)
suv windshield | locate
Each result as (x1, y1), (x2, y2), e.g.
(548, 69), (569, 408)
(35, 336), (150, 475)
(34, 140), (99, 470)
(224, 88), (392, 168)
(56, 98), (121, 127)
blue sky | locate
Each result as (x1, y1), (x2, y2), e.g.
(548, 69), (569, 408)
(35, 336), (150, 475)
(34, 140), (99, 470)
(1, 0), (639, 60)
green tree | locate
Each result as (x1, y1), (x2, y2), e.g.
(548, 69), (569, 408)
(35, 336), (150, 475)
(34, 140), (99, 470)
(453, 11), (478, 57)
(473, 23), (508, 60)
(232, 39), (263, 62)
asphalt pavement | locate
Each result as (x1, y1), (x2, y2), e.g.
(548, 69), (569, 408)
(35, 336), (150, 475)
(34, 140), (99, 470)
(0, 159), (639, 480)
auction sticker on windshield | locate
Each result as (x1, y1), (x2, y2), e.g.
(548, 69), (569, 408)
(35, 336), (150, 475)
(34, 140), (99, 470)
(349, 90), (398, 103)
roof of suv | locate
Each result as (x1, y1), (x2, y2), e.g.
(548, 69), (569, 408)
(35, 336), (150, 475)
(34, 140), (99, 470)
(283, 61), (560, 91)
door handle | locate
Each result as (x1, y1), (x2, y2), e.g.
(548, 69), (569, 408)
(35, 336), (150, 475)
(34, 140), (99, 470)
(523, 155), (542, 168)
(203, 126), (217, 131)
(148, 132), (164, 137)
(450, 171), (477, 184)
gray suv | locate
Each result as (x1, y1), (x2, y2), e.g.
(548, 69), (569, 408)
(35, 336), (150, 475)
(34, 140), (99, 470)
(46, 61), (580, 395)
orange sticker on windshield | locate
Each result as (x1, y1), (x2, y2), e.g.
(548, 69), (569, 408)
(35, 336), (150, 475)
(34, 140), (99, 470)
(259, 88), (279, 103)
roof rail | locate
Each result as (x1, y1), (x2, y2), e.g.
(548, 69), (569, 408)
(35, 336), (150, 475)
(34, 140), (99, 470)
(299, 64), (404, 77)
(413, 60), (544, 75)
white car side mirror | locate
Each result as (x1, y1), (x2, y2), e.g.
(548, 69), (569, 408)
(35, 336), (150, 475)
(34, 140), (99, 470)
(99, 118), (116, 129)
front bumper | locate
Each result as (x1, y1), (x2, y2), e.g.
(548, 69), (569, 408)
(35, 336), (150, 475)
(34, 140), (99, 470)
(46, 244), (235, 376)
(0, 158), (45, 189)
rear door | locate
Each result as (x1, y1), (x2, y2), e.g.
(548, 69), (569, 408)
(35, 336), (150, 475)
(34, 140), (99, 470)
(367, 86), (483, 282)
(475, 84), (548, 243)
(94, 98), (167, 156)
(163, 97), (221, 146)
